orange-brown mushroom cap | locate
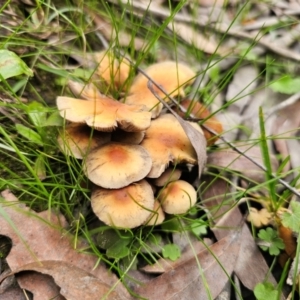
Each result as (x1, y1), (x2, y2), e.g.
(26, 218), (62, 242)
(153, 167), (182, 187)
(111, 128), (145, 144)
(68, 80), (102, 101)
(124, 61), (196, 118)
(57, 123), (111, 159)
(179, 99), (223, 145)
(158, 180), (197, 214)
(84, 142), (152, 189)
(92, 50), (131, 90)
(91, 180), (155, 228)
(141, 114), (197, 178)
(56, 96), (152, 132)
(144, 200), (165, 226)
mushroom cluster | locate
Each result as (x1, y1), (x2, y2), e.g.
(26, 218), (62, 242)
(57, 51), (222, 229)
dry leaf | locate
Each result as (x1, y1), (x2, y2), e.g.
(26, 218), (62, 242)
(0, 285), (27, 300)
(201, 178), (279, 290)
(235, 223), (279, 290)
(225, 66), (259, 113)
(178, 120), (207, 178)
(246, 207), (272, 227)
(169, 22), (230, 56)
(5, 261), (122, 300)
(134, 231), (241, 299)
(207, 144), (278, 183)
(272, 101), (300, 172)
(141, 238), (212, 274)
(16, 272), (65, 300)
(0, 190), (130, 299)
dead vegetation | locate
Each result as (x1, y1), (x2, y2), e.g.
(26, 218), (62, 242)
(1, 0), (300, 299)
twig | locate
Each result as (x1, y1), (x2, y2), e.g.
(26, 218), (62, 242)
(265, 92), (300, 117)
(109, 0), (300, 62)
(119, 53), (300, 198)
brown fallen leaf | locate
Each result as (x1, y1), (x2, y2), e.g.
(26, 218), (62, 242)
(0, 190), (131, 299)
(278, 224), (296, 266)
(134, 230), (241, 299)
(0, 285), (28, 300)
(16, 272), (65, 300)
(168, 22), (230, 56)
(141, 238), (213, 274)
(201, 177), (279, 290)
(272, 101), (300, 172)
(207, 144), (278, 183)
(235, 223), (279, 290)
(4, 261), (122, 300)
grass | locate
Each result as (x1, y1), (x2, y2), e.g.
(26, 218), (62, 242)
(1, 0), (300, 298)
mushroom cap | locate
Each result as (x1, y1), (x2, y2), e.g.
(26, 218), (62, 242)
(91, 180), (155, 228)
(93, 50), (131, 90)
(141, 114), (197, 178)
(124, 93), (163, 119)
(56, 96), (151, 132)
(83, 142), (152, 189)
(111, 128), (145, 144)
(179, 99), (223, 145)
(124, 61), (196, 118)
(158, 180), (197, 214)
(144, 200), (165, 226)
(68, 80), (102, 101)
(129, 61), (195, 97)
(153, 167), (182, 187)
(57, 123), (111, 159)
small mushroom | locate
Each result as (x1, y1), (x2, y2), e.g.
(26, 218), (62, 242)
(158, 180), (197, 214)
(92, 50), (131, 90)
(153, 167), (182, 187)
(91, 180), (155, 228)
(179, 99), (223, 145)
(124, 61), (196, 118)
(144, 200), (165, 226)
(56, 96), (151, 132)
(84, 142), (152, 189)
(57, 123), (111, 159)
(141, 114), (198, 178)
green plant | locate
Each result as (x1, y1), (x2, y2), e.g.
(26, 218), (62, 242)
(254, 282), (279, 300)
(257, 227), (285, 256)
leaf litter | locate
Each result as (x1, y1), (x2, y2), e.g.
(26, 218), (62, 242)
(4, 0), (300, 298)
(134, 229), (241, 300)
(0, 190), (131, 300)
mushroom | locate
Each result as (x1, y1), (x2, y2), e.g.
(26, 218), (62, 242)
(153, 167), (182, 187)
(140, 114), (198, 178)
(57, 123), (111, 159)
(92, 50), (131, 91)
(158, 180), (197, 214)
(83, 142), (152, 189)
(111, 128), (145, 144)
(179, 99), (223, 145)
(91, 180), (155, 228)
(56, 96), (152, 132)
(144, 200), (165, 226)
(67, 80), (102, 101)
(124, 61), (196, 118)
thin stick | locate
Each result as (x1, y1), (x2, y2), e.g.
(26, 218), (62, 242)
(109, 0), (300, 62)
